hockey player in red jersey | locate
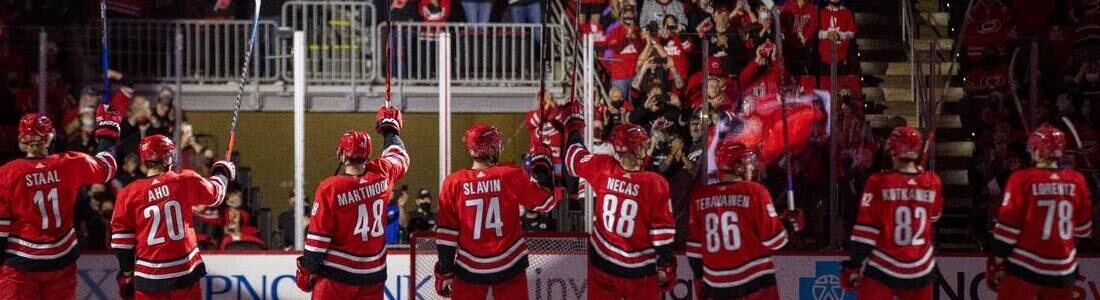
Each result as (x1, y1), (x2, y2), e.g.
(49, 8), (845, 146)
(111, 135), (236, 299)
(561, 113), (676, 299)
(840, 127), (943, 300)
(293, 106), (410, 299)
(986, 124), (1093, 299)
(432, 123), (559, 300)
(0, 108), (120, 300)
(686, 139), (803, 300)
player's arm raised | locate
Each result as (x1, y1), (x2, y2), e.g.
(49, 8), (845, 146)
(188, 159), (236, 207)
(295, 185), (336, 292)
(371, 105), (410, 181)
(68, 104), (123, 186)
(517, 148), (558, 213)
(109, 189), (137, 298)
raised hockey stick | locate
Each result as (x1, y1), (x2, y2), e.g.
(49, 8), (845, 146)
(384, 0), (394, 108)
(225, 0), (262, 161)
(773, 8), (796, 211)
(100, 0), (110, 106)
(1060, 116), (1100, 189)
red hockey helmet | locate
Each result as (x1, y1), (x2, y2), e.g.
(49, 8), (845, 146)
(338, 130), (373, 160)
(464, 123), (503, 160)
(1027, 123), (1066, 159)
(610, 123), (649, 153)
(139, 134), (177, 164)
(19, 113), (54, 145)
(886, 126), (923, 160)
(716, 138), (757, 172)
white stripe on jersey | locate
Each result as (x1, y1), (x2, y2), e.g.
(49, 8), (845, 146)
(110, 243), (134, 250)
(1012, 248), (1076, 265)
(849, 236), (877, 247)
(111, 233), (135, 239)
(853, 224), (880, 235)
(458, 240), (525, 264)
(704, 269), (776, 288)
(323, 260), (387, 274)
(762, 230), (788, 249)
(136, 248), (200, 269)
(5, 241), (77, 260)
(871, 247), (933, 269)
(591, 230), (656, 258)
(134, 260), (203, 280)
(327, 248), (386, 263)
(457, 251), (527, 274)
(703, 256), (773, 277)
(995, 223), (1021, 235)
(8, 229), (75, 249)
(867, 259), (936, 279)
(306, 234), (332, 243)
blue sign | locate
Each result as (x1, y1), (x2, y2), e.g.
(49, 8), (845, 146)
(797, 261), (854, 300)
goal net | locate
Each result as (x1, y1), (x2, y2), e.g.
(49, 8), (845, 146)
(409, 232), (589, 300)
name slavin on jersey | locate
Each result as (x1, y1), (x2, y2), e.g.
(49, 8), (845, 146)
(880, 188), (936, 203)
(336, 181), (389, 207)
(24, 170), (59, 187)
(147, 185), (170, 202)
(606, 178), (640, 196)
(1032, 183), (1076, 196)
(697, 194), (751, 210)
(462, 179), (501, 195)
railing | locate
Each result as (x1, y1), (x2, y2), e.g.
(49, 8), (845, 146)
(281, 1), (377, 83)
(381, 22), (566, 85)
(105, 19), (280, 82)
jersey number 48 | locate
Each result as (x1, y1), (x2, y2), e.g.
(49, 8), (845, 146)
(353, 201), (386, 241)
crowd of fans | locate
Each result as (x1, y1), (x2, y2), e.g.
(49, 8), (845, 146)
(961, 0), (1100, 248)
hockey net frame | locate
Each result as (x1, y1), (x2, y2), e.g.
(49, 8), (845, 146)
(409, 231), (589, 300)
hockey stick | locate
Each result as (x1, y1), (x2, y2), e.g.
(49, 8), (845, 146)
(384, 0), (394, 108)
(1060, 116), (1100, 189)
(772, 8), (796, 211)
(1007, 46), (1030, 132)
(100, 0), (110, 106)
(225, 0), (262, 161)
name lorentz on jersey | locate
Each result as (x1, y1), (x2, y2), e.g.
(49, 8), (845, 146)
(992, 167), (1092, 287)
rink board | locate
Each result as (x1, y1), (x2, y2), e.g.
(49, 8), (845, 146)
(73, 252), (1100, 300)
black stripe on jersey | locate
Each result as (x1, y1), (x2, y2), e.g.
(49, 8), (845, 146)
(456, 254), (528, 285)
(135, 247), (198, 264)
(863, 264), (938, 289)
(702, 273), (776, 300)
(3, 244), (79, 271)
(134, 262), (206, 293)
(588, 241), (657, 279)
(1005, 262), (1077, 288)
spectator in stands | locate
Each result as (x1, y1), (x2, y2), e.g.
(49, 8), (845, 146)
(459, 0), (493, 23)
(817, 0), (856, 74)
(508, 0), (542, 44)
(961, 0), (1015, 63)
(728, 0), (758, 36)
(401, 188), (437, 239)
(278, 189), (311, 250)
(386, 186), (408, 244)
(151, 87), (180, 135)
(420, 0), (451, 23)
(119, 95), (167, 157)
(63, 108), (96, 154)
(686, 0), (716, 36)
(219, 190), (264, 249)
(78, 188), (113, 251)
(579, 0), (606, 34)
(111, 153), (145, 190)
(649, 15), (692, 82)
(780, 0), (817, 75)
(640, 0), (686, 29)
(600, 5), (644, 93)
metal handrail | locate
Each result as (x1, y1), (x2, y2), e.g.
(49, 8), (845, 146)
(105, 19), (281, 82)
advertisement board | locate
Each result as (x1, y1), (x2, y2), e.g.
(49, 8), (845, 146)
(73, 252), (1100, 300)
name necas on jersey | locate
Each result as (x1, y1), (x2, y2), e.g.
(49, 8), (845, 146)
(303, 145), (409, 285)
(0, 151), (116, 271)
(565, 144), (674, 278)
(436, 165), (556, 284)
(992, 167), (1093, 287)
(110, 170), (227, 292)
(849, 170), (943, 288)
(686, 181), (788, 297)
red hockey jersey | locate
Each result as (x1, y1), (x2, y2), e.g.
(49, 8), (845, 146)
(849, 170), (943, 288)
(565, 144), (675, 278)
(302, 145), (409, 285)
(962, 2), (1015, 59)
(0, 151), (116, 271)
(110, 169), (227, 292)
(992, 167), (1092, 287)
(781, 1), (818, 46)
(686, 180), (788, 296)
(435, 165), (557, 284)
(817, 6), (856, 63)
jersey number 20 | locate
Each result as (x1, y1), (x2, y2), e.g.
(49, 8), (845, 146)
(144, 200), (186, 246)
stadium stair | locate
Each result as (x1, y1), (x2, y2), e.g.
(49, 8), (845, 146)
(853, 0), (980, 251)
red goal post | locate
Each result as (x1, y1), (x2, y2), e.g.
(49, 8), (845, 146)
(409, 231), (589, 300)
